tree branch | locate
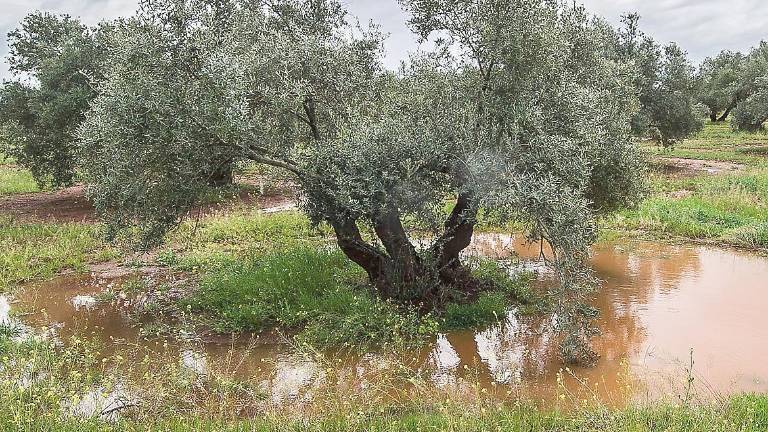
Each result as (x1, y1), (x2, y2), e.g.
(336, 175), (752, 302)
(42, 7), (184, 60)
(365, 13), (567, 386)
(246, 150), (305, 177)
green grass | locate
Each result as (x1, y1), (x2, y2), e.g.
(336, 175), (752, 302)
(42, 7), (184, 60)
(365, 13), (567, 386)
(180, 246), (538, 347)
(441, 291), (508, 330)
(160, 210), (329, 273)
(0, 217), (118, 292)
(0, 164), (38, 195)
(643, 121), (768, 164)
(608, 175), (768, 248)
(674, 121), (768, 149)
(155, 211), (538, 347)
(2, 392), (768, 431)
(182, 246), (435, 347)
(606, 169), (768, 248)
(441, 261), (539, 330)
(606, 123), (768, 250)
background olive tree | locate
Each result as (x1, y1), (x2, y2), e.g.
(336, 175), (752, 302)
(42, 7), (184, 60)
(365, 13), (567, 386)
(731, 77), (768, 132)
(731, 42), (768, 131)
(697, 50), (745, 122)
(80, 0), (644, 363)
(0, 12), (107, 187)
(618, 13), (703, 147)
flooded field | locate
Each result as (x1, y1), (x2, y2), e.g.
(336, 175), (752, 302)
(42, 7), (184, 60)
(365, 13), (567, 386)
(3, 236), (768, 408)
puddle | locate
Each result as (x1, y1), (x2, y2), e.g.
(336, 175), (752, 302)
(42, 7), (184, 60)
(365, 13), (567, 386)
(0, 296), (9, 324)
(66, 384), (136, 421)
(261, 203), (298, 214)
(9, 236), (768, 407)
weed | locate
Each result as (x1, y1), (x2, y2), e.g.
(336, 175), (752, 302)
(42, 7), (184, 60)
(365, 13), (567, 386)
(0, 217), (117, 292)
(181, 247), (434, 347)
(0, 164), (39, 195)
(441, 291), (507, 330)
(471, 259), (536, 303)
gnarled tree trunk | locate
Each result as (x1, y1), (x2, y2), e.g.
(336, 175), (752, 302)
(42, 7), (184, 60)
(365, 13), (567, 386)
(327, 192), (479, 306)
(718, 103), (735, 122)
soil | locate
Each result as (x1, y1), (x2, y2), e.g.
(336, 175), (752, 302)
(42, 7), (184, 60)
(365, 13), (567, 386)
(0, 185), (95, 222)
(0, 180), (297, 224)
(654, 157), (744, 177)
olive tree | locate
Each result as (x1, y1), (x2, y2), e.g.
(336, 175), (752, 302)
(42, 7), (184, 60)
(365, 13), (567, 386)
(81, 0), (644, 363)
(618, 14), (703, 146)
(0, 13), (107, 187)
(697, 50), (745, 122)
(731, 77), (768, 132)
(731, 43), (768, 131)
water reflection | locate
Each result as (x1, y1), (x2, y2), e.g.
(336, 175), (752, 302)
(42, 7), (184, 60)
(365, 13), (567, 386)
(10, 237), (768, 406)
(0, 296), (9, 324)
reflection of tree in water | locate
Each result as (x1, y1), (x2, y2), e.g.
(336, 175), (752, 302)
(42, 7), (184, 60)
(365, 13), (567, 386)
(591, 242), (701, 362)
(420, 240), (703, 405)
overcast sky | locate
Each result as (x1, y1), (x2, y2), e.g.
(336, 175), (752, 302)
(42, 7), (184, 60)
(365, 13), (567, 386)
(1, 0), (766, 80)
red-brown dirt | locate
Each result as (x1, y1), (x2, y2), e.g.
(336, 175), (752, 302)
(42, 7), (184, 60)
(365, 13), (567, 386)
(0, 181), (297, 224)
(654, 157), (744, 178)
(0, 185), (95, 222)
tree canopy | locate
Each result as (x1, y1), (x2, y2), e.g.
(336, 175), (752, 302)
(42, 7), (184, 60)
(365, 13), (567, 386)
(730, 42), (768, 131)
(0, 12), (107, 187)
(697, 51), (744, 122)
(694, 42), (768, 130)
(617, 13), (703, 147)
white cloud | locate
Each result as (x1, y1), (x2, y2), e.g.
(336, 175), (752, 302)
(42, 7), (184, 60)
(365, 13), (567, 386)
(1, 0), (766, 80)
(580, 0), (767, 61)
(0, 0), (139, 80)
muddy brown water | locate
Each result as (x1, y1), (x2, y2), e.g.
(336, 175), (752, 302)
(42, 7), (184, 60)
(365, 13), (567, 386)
(3, 235), (768, 407)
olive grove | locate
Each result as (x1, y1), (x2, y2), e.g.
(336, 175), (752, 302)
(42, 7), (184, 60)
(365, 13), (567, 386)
(731, 43), (768, 131)
(695, 42), (768, 131)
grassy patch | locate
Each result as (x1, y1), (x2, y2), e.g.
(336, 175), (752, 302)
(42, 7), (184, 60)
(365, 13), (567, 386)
(1, 379), (768, 432)
(156, 208), (537, 346)
(180, 247), (538, 346)
(441, 291), (508, 330)
(157, 210), (537, 347)
(2, 401), (767, 432)
(441, 260), (540, 330)
(607, 123), (768, 250)
(608, 170), (768, 248)
(161, 211), (328, 273)
(674, 121), (768, 150)
(642, 121), (768, 164)
(0, 217), (117, 292)
(724, 222), (768, 248)
(2, 326), (768, 431)
(471, 259), (537, 303)
(182, 247), (436, 347)
(0, 164), (38, 195)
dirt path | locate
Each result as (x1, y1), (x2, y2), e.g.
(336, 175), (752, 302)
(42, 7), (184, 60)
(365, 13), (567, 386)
(655, 157), (744, 177)
(0, 185), (95, 222)
(0, 183), (297, 224)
